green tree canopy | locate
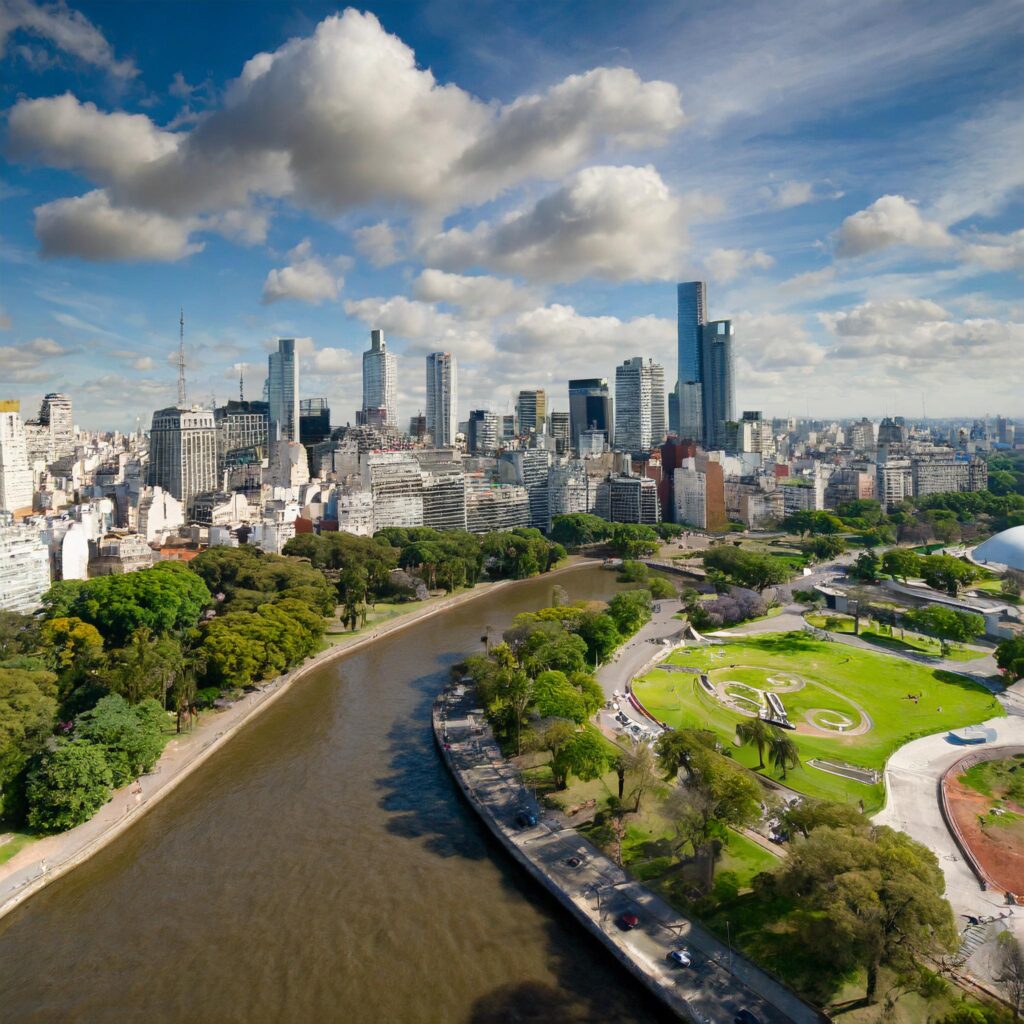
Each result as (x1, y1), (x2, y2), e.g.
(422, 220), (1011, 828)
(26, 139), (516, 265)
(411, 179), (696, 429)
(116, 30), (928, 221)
(607, 589), (653, 636)
(996, 635), (1024, 682)
(549, 514), (613, 548)
(26, 741), (113, 833)
(919, 553), (978, 595)
(881, 547), (922, 582)
(74, 694), (166, 787)
(0, 668), (58, 820)
(902, 605), (985, 653)
(702, 546), (790, 591)
(608, 523), (661, 559)
(550, 729), (608, 790)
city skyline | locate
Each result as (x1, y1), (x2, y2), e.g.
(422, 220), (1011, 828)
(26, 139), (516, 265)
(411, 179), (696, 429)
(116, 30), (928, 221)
(1, 1), (1023, 431)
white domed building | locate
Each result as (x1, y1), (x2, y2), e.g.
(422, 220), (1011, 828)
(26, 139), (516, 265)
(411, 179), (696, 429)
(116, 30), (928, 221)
(972, 525), (1024, 572)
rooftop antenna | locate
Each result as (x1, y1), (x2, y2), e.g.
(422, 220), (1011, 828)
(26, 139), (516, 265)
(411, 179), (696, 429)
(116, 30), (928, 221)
(239, 362), (245, 402)
(177, 307), (187, 408)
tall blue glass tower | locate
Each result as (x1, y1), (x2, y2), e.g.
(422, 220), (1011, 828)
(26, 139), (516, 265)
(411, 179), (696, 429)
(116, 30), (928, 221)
(674, 281), (707, 439)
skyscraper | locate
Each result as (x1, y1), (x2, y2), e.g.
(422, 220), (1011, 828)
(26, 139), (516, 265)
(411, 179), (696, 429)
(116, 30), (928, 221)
(467, 409), (500, 456)
(268, 338), (300, 443)
(568, 378), (612, 452)
(362, 329), (398, 427)
(675, 281), (708, 440)
(699, 320), (735, 449)
(516, 390), (546, 435)
(614, 357), (666, 453)
(148, 407), (218, 512)
(0, 401), (33, 513)
(39, 393), (74, 459)
(425, 352), (458, 447)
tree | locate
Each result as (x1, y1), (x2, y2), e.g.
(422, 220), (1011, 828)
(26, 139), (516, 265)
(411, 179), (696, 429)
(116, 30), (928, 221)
(493, 668), (534, 756)
(735, 717), (772, 770)
(607, 589), (653, 636)
(0, 669), (58, 820)
(781, 798), (867, 839)
(550, 730), (608, 790)
(766, 727), (800, 780)
(620, 743), (658, 813)
(802, 535), (846, 561)
(902, 605), (985, 655)
(26, 741), (113, 833)
(0, 610), (40, 660)
(775, 824), (957, 1003)
(920, 554), (978, 596)
(549, 513), (612, 548)
(617, 560), (650, 583)
(702, 546), (789, 592)
(74, 694), (166, 787)
(996, 635), (1024, 682)
(849, 550), (881, 582)
(647, 576), (676, 599)
(532, 670), (586, 723)
(654, 728), (718, 779)
(996, 931), (1024, 1021)
(882, 548), (922, 582)
(608, 523), (660, 559)
(574, 611), (621, 665)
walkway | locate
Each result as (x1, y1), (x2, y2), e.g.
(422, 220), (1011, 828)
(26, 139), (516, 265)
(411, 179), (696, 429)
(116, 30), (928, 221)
(436, 686), (826, 1024)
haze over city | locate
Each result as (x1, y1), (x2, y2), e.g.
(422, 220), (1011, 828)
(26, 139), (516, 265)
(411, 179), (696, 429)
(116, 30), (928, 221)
(1, 0), (1022, 430)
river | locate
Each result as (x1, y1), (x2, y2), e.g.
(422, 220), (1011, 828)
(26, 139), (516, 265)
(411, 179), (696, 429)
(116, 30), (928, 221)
(0, 564), (675, 1023)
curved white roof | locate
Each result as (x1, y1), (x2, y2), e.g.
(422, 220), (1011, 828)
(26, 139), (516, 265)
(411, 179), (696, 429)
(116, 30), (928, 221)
(973, 525), (1024, 571)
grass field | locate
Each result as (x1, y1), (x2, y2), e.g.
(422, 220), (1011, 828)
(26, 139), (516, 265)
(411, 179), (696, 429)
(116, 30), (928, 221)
(0, 831), (36, 866)
(804, 613), (988, 661)
(634, 631), (1003, 810)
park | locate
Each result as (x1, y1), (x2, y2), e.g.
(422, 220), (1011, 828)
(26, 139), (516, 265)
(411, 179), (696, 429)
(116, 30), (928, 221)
(633, 631), (1004, 810)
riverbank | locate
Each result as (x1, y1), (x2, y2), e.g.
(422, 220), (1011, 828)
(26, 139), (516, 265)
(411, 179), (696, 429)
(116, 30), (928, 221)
(0, 557), (594, 923)
(433, 683), (827, 1024)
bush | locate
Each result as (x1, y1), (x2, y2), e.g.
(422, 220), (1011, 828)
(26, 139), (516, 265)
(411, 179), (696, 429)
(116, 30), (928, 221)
(194, 686), (221, 709)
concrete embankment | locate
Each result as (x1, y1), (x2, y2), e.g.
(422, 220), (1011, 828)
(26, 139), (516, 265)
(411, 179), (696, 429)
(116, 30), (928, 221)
(433, 683), (828, 1024)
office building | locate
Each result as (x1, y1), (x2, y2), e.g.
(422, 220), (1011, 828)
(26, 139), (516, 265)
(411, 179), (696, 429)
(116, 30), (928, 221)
(408, 413), (427, 441)
(362, 329), (398, 428)
(39, 393), (74, 459)
(568, 378), (612, 451)
(501, 414), (517, 441)
(268, 338), (300, 442)
(300, 399), (331, 447)
(700, 320), (735, 449)
(0, 401), (34, 513)
(516, 390), (547, 435)
(148, 407), (218, 513)
(547, 461), (593, 529)
(363, 452), (423, 530)
(614, 357), (666, 453)
(738, 411), (774, 459)
(595, 475), (660, 524)
(425, 352), (458, 447)
(465, 477), (530, 533)
(499, 448), (552, 530)
(214, 400), (270, 474)
(0, 511), (50, 612)
(673, 281), (707, 436)
(877, 416), (909, 446)
(467, 410), (500, 456)
(548, 411), (570, 454)
(674, 455), (727, 531)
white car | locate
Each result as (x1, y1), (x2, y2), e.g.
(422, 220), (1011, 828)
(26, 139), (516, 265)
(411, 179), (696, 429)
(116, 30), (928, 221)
(667, 948), (693, 967)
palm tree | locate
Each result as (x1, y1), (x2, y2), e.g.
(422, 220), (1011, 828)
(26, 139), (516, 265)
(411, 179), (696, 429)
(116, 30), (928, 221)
(767, 728), (800, 780)
(735, 717), (771, 770)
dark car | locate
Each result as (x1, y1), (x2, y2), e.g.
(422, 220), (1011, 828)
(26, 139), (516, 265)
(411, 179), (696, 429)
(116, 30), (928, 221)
(734, 1011), (762, 1024)
(565, 856), (583, 868)
(515, 810), (538, 828)
(616, 912), (640, 930)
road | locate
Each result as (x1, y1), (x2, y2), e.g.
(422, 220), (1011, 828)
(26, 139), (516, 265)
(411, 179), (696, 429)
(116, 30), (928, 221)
(438, 687), (826, 1024)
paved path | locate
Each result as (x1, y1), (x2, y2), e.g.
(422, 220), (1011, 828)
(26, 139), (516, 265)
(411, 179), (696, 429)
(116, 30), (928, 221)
(437, 686), (826, 1024)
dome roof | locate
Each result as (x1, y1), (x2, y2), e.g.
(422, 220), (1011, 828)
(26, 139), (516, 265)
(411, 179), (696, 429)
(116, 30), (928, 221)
(973, 525), (1024, 571)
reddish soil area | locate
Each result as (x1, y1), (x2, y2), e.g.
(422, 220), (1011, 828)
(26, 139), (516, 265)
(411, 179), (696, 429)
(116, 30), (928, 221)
(944, 774), (1024, 899)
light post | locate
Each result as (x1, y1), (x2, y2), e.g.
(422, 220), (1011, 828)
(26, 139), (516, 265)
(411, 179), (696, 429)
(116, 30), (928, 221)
(726, 920), (733, 969)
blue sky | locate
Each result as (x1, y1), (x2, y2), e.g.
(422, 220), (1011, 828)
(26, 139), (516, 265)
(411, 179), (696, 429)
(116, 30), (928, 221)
(1, 0), (1022, 430)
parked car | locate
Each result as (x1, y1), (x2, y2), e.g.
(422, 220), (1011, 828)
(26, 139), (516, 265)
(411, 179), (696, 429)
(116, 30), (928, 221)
(616, 912), (640, 930)
(514, 810), (537, 828)
(734, 1011), (762, 1024)
(667, 948), (692, 967)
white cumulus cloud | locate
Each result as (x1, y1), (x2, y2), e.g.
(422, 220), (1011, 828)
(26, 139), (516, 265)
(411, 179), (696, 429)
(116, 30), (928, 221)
(261, 240), (342, 305)
(836, 194), (952, 258)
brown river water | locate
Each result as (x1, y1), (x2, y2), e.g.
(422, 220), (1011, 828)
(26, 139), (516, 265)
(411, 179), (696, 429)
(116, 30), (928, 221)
(0, 565), (675, 1024)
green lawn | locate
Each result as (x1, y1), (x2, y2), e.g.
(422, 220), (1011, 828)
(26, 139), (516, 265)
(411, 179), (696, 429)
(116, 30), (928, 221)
(0, 831), (36, 866)
(805, 614), (988, 661)
(634, 631), (1003, 811)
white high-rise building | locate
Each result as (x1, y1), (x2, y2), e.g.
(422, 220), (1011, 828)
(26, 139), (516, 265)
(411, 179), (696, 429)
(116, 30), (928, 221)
(0, 511), (50, 612)
(614, 357), (666, 453)
(425, 352), (458, 448)
(268, 338), (300, 442)
(0, 401), (34, 513)
(40, 393), (74, 459)
(148, 407), (218, 513)
(362, 329), (398, 427)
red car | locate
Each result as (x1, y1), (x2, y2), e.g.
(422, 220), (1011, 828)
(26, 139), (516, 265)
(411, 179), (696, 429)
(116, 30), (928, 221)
(616, 912), (640, 930)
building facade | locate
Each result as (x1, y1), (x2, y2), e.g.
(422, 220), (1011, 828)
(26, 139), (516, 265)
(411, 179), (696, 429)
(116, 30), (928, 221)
(362, 329), (398, 427)
(268, 338), (300, 443)
(0, 511), (50, 611)
(425, 352), (458, 447)
(595, 475), (660, 524)
(568, 378), (612, 452)
(700, 319), (735, 450)
(467, 409), (500, 456)
(148, 407), (218, 513)
(0, 402), (33, 513)
(614, 357), (666, 454)
(674, 281), (707, 436)
(515, 390), (547, 436)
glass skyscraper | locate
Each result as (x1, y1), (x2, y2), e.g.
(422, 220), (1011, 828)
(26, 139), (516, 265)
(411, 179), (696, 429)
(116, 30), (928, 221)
(675, 281), (707, 439)
(568, 377), (612, 451)
(425, 352), (458, 447)
(267, 338), (300, 443)
(700, 319), (735, 449)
